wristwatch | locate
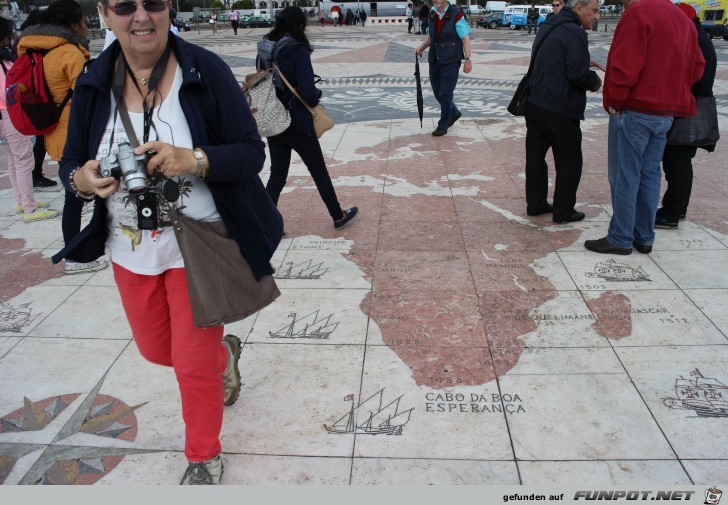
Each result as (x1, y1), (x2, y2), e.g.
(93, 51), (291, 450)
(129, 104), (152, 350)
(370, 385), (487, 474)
(193, 148), (207, 179)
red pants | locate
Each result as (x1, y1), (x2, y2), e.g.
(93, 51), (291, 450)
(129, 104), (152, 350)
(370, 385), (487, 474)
(113, 263), (226, 462)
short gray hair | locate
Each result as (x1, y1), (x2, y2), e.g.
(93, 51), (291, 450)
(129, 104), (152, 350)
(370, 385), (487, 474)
(565, 0), (597, 8)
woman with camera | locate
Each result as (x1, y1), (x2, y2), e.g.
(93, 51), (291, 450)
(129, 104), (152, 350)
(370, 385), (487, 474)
(259, 7), (358, 230)
(17, 0), (107, 272)
(54, 0), (283, 484)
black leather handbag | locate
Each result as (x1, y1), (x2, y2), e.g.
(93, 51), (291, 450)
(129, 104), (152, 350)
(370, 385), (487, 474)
(666, 95), (720, 147)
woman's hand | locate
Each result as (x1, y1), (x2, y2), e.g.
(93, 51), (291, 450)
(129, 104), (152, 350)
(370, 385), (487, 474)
(73, 159), (119, 198)
(137, 141), (198, 178)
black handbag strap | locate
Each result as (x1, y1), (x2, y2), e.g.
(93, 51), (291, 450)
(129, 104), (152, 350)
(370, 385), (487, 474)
(525, 19), (571, 78)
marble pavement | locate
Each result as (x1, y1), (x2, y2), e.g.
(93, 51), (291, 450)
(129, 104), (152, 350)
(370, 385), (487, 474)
(1, 23), (727, 485)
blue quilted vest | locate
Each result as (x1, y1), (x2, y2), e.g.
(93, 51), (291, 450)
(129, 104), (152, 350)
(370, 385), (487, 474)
(427, 5), (464, 65)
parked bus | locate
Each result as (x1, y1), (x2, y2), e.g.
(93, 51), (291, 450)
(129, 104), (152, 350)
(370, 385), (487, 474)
(502, 4), (553, 30)
(320, 1), (409, 18)
(683, 0), (728, 39)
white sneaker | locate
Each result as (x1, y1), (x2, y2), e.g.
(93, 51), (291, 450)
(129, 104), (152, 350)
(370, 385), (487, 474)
(64, 259), (109, 275)
(180, 455), (223, 485)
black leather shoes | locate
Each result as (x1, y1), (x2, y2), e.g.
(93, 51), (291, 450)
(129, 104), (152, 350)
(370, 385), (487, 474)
(584, 237), (632, 255)
(527, 203), (554, 216)
(554, 211), (585, 224)
(448, 111), (462, 128)
(655, 215), (678, 229)
(432, 128), (447, 137)
(634, 243), (652, 254)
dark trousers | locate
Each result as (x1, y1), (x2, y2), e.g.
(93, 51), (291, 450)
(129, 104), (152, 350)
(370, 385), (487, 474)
(408, 18), (413, 32)
(266, 128), (343, 221)
(32, 135), (45, 179)
(524, 101), (583, 220)
(231, 20), (239, 34)
(429, 61), (461, 131)
(660, 145), (697, 221)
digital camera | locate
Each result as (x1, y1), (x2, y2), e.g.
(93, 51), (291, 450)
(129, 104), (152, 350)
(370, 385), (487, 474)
(99, 142), (149, 195)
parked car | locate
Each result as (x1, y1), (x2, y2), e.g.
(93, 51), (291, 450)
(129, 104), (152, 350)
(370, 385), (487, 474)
(173, 17), (191, 32)
(478, 12), (504, 28)
(241, 16), (274, 28)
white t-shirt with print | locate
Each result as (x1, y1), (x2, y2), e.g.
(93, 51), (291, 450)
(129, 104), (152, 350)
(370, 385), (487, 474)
(100, 66), (221, 275)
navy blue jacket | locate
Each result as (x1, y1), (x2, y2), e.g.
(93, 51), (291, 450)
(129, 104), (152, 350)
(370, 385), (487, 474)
(526, 8), (599, 120)
(52, 35), (283, 280)
(261, 37), (319, 137)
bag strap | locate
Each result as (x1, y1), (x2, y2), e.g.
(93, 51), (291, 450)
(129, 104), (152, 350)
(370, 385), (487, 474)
(28, 48), (74, 112)
(525, 18), (571, 78)
(273, 62), (318, 117)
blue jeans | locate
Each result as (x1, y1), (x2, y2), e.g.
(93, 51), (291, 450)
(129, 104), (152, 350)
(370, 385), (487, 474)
(607, 110), (673, 248)
(429, 61), (461, 131)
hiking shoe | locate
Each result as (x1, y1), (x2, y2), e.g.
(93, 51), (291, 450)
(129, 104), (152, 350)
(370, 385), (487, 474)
(654, 215), (678, 230)
(23, 208), (59, 222)
(334, 206), (359, 230)
(222, 334), (242, 406)
(16, 202), (49, 214)
(33, 176), (57, 189)
(180, 455), (223, 485)
(64, 259), (109, 275)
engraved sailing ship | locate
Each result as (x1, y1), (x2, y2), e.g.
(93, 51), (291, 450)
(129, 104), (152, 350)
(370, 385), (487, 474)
(663, 368), (728, 417)
(268, 310), (339, 339)
(0, 303), (39, 333)
(325, 389), (414, 435)
(274, 259), (329, 280)
(585, 259), (651, 282)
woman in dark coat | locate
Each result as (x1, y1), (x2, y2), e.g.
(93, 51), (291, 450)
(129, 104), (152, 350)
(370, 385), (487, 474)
(257, 7), (358, 230)
(656, 4), (718, 230)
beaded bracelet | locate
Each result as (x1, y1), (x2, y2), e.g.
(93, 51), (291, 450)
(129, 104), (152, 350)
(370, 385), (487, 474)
(69, 167), (95, 202)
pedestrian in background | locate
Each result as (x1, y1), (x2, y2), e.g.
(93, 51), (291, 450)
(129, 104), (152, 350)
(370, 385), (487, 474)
(419, 1), (430, 34)
(406, 3), (414, 33)
(527, 3), (540, 34)
(415, 0), (472, 137)
(0, 17), (58, 222)
(258, 7), (359, 230)
(18, 0), (108, 273)
(230, 10), (239, 35)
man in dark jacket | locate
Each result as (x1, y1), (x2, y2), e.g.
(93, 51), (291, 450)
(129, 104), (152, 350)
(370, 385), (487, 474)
(524, 0), (601, 223)
(527, 4), (540, 34)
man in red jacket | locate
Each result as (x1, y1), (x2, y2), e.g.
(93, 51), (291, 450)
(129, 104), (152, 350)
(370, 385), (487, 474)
(584, 0), (704, 255)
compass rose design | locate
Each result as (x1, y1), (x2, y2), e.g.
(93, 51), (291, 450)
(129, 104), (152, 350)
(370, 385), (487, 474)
(0, 375), (159, 485)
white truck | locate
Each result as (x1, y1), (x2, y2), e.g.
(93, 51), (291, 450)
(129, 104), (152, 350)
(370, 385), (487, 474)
(484, 1), (508, 12)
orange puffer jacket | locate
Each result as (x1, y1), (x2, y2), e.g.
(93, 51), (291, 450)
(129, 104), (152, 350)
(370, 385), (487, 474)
(17, 28), (90, 161)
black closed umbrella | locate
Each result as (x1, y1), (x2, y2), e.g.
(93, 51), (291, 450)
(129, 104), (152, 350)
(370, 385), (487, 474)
(415, 53), (424, 128)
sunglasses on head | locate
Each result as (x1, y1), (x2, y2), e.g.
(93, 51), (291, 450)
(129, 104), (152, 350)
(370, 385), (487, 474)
(107, 0), (168, 16)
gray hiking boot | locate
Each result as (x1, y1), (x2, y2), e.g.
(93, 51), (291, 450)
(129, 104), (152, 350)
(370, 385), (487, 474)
(180, 454), (223, 485)
(222, 335), (241, 406)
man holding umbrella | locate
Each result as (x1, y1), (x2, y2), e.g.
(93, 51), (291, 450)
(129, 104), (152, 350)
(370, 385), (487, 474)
(416, 0), (472, 136)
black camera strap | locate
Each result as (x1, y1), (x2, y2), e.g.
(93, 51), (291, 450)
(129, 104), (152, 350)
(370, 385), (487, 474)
(110, 41), (172, 147)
